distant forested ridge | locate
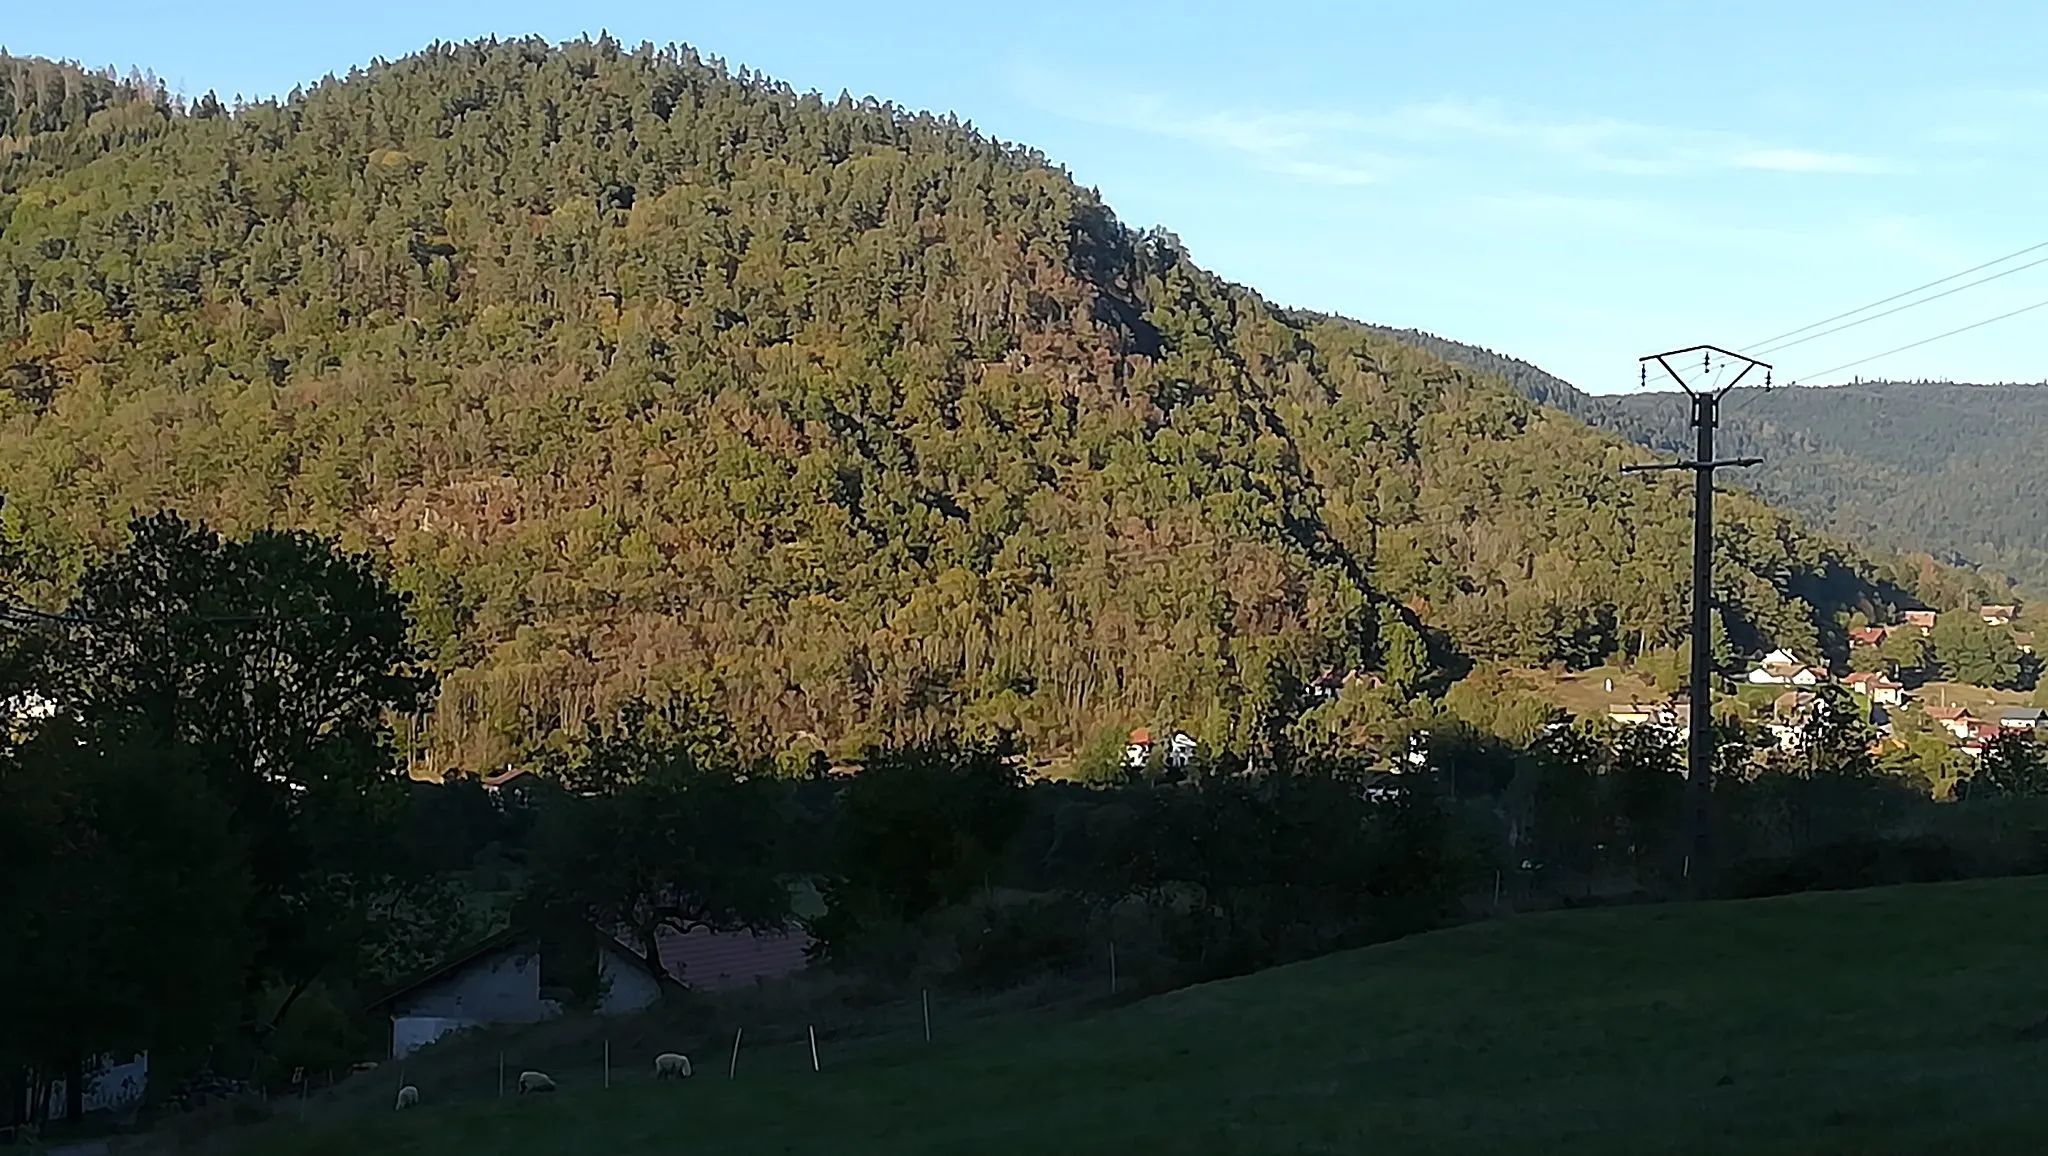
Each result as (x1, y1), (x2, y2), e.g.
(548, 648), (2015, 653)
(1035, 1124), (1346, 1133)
(1366, 323), (2047, 594)
(0, 41), (1969, 768)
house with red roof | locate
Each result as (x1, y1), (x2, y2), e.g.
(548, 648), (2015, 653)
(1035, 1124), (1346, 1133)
(1842, 671), (1904, 707)
(1927, 706), (1977, 740)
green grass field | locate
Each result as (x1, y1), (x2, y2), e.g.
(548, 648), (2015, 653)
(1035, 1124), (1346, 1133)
(219, 878), (2048, 1155)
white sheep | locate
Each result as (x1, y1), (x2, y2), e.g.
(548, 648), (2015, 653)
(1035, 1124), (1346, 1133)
(653, 1052), (692, 1080)
(517, 1070), (556, 1095)
(394, 1085), (419, 1110)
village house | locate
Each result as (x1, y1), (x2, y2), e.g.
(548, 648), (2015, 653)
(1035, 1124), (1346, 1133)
(1307, 667), (1376, 704)
(1605, 702), (1664, 727)
(653, 922), (814, 994)
(367, 926), (672, 1059)
(1, 691), (57, 722)
(1998, 707), (2048, 733)
(1125, 727), (1197, 770)
(1927, 706), (1979, 740)
(1605, 699), (1689, 741)
(1848, 625), (1892, 648)
(1842, 671), (1905, 708)
(1981, 604), (2018, 627)
(368, 918), (815, 1059)
(1902, 609), (1938, 634)
(1124, 727), (1152, 768)
(1745, 649), (1827, 687)
(1959, 718), (2006, 758)
(481, 765), (530, 792)
(1308, 670), (1346, 704)
(2018, 632), (2037, 656)
(19, 1053), (150, 1125)
(1769, 690), (1822, 751)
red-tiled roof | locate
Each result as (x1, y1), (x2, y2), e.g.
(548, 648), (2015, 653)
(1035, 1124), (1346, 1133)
(653, 925), (812, 991)
(482, 766), (530, 789)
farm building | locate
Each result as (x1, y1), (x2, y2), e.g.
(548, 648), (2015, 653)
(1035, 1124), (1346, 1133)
(369, 918), (815, 1058)
(368, 926), (668, 1058)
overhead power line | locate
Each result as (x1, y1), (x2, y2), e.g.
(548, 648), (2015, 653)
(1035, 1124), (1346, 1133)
(1749, 251), (2048, 358)
(1742, 238), (2048, 353)
(1717, 244), (2048, 418)
(1785, 294), (2048, 386)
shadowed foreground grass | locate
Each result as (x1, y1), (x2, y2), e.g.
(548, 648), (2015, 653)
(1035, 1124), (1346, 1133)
(228, 877), (2048, 1155)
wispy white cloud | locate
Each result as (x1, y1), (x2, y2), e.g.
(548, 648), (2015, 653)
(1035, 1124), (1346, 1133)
(1913, 86), (2048, 149)
(1010, 67), (1899, 187)
(1061, 90), (1407, 186)
(1734, 148), (1894, 174)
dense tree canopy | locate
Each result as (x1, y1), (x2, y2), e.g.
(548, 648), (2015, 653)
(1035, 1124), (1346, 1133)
(0, 41), (1934, 767)
(1375, 324), (2042, 599)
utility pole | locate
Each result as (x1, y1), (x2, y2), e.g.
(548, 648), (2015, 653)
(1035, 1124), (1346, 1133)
(1621, 345), (1769, 886)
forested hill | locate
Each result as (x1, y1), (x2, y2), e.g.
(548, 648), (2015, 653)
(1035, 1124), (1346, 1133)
(1348, 322), (1609, 425)
(1367, 325), (2046, 593)
(1604, 383), (2048, 592)
(0, 41), (1962, 768)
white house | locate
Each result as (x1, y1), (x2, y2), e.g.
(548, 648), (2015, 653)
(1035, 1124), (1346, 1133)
(1125, 729), (1197, 771)
(2, 692), (57, 721)
(1606, 702), (1661, 726)
(27, 1053), (149, 1122)
(1769, 690), (1824, 752)
(1746, 649), (1826, 687)
(1, 692), (59, 740)
(1928, 707), (1978, 740)
(1123, 728), (1153, 769)
(1401, 729), (1430, 770)
(368, 928), (668, 1059)
(1999, 707), (2048, 733)
(1842, 671), (1905, 707)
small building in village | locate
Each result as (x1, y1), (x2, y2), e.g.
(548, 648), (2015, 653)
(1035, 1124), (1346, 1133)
(481, 765), (531, 793)
(1998, 707), (2048, 733)
(1981, 604), (2018, 627)
(1306, 667), (1377, 705)
(368, 926), (669, 1059)
(1843, 671), (1905, 707)
(1124, 727), (1153, 768)
(1959, 719), (2006, 758)
(17, 1053), (150, 1125)
(370, 911), (817, 1058)
(1769, 690), (1823, 751)
(1903, 609), (1938, 634)
(1746, 649), (1827, 687)
(1927, 706), (1978, 741)
(1125, 727), (1197, 771)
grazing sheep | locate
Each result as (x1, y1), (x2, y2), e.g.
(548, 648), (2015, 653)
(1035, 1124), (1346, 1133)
(654, 1052), (692, 1080)
(395, 1085), (419, 1110)
(517, 1070), (556, 1094)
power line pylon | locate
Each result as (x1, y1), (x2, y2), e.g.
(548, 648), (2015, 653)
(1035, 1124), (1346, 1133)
(1622, 344), (1770, 887)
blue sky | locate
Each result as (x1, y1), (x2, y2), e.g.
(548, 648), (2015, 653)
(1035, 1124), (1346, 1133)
(10, 0), (2048, 393)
